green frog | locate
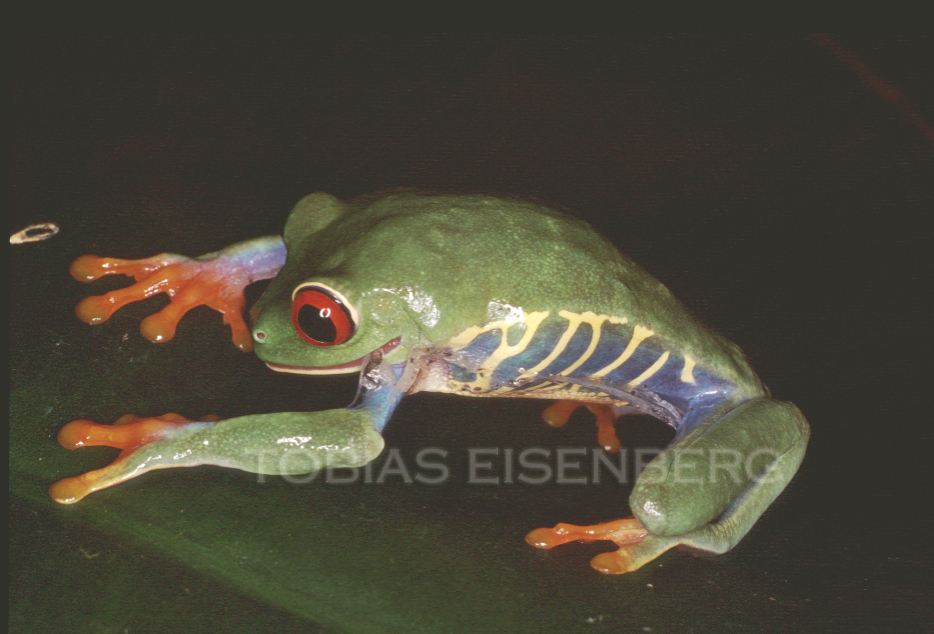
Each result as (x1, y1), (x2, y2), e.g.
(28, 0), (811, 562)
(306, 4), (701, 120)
(51, 190), (809, 574)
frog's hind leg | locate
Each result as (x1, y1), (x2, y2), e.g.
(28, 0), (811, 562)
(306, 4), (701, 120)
(528, 397), (810, 574)
(625, 398), (810, 564)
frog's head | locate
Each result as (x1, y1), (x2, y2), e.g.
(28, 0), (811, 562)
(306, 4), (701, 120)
(250, 192), (443, 375)
(251, 190), (605, 376)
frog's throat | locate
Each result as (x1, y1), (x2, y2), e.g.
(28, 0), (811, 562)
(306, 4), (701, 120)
(264, 337), (401, 376)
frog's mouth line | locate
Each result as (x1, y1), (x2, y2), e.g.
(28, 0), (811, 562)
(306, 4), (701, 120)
(264, 337), (401, 376)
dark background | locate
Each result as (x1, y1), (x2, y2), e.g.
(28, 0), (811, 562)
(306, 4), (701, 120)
(10, 34), (932, 633)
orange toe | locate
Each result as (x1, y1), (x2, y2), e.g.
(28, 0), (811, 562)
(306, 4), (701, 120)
(49, 473), (97, 504)
(590, 550), (635, 575)
(57, 415), (194, 451)
(526, 518), (648, 549)
(584, 403), (622, 453)
(541, 400), (580, 428)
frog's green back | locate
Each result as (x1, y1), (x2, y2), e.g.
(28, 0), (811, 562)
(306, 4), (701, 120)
(291, 191), (761, 393)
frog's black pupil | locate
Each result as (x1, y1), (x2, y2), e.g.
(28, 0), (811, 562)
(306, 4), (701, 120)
(297, 304), (337, 343)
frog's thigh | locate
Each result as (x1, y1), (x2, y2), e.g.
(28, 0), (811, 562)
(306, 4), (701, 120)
(630, 398), (809, 553)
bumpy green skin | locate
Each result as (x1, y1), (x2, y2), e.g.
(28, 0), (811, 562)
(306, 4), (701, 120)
(249, 191), (808, 564)
(254, 191), (758, 392)
(62, 190), (810, 571)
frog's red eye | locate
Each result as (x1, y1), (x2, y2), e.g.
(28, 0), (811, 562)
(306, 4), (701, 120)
(291, 286), (355, 347)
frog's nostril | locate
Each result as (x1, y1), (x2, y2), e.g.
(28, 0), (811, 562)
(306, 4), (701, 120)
(253, 329), (267, 342)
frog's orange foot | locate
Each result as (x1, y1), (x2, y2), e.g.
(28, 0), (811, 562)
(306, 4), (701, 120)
(50, 413), (219, 504)
(526, 518), (650, 574)
(71, 253), (252, 351)
(541, 400), (623, 453)
(56, 413), (203, 450)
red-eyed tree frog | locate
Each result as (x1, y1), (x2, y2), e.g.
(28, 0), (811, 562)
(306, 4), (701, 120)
(51, 190), (809, 574)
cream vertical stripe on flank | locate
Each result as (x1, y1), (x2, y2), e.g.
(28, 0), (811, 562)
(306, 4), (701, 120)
(446, 310), (688, 396)
(447, 310), (550, 391)
(553, 311), (628, 378)
(681, 355), (696, 384)
(516, 310), (627, 380)
(627, 350), (670, 387)
(590, 324), (655, 378)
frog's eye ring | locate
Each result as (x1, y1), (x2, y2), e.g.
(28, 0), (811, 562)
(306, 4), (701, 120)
(291, 285), (355, 347)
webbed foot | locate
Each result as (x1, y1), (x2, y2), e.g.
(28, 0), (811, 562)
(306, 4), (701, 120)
(70, 236), (285, 351)
(50, 413), (217, 504)
(526, 518), (655, 574)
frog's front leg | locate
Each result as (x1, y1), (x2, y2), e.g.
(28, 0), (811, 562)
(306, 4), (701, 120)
(528, 397), (810, 573)
(49, 408), (386, 504)
(71, 235), (286, 351)
(50, 362), (402, 504)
